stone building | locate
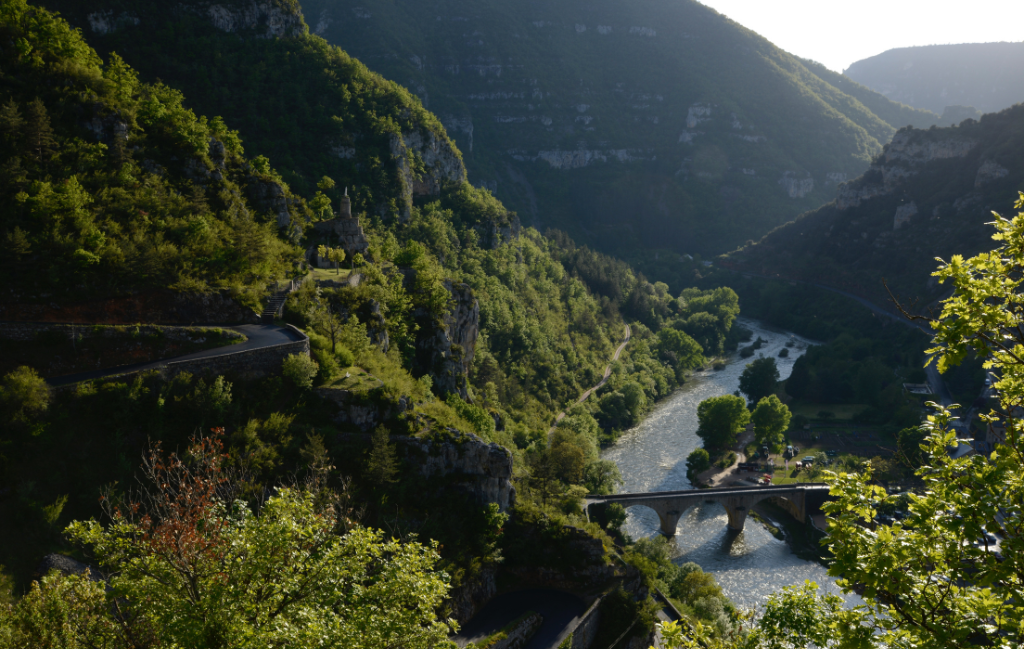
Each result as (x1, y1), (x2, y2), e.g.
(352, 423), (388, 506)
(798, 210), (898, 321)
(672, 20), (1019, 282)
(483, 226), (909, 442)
(307, 188), (370, 268)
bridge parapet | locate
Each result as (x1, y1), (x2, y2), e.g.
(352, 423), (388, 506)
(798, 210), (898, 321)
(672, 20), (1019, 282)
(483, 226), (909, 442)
(587, 484), (829, 535)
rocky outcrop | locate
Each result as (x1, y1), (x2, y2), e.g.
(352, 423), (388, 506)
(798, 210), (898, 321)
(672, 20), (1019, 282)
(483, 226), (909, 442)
(389, 129), (466, 219)
(315, 388), (411, 432)
(87, 11), (138, 34)
(246, 176), (295, 228)
(883, 131), (977, 164)
(778, 172), (814, 198)
(408, 431), (516, 510)
(975, 159), (1009, 188)
(335, 430), (515, 510)
(205, 1), (306, 39)
(448, 567), (498, 624)
(411, 280), (480, 399)
(893, 202), (918, 230)
(0, 289), (260, 325)
(36, 554), (103, 581)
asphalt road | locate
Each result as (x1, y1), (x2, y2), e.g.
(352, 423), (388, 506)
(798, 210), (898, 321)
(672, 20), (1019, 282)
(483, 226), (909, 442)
(453, 589), (587, 649)
(47, 324), (302, 386)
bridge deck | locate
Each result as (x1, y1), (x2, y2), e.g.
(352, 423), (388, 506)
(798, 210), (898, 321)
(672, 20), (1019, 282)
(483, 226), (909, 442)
(586, 483), (828, 505)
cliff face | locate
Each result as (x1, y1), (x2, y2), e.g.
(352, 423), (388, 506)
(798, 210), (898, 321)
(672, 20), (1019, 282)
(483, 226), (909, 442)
(410, 280), (480, 400)
(334, 430), (515, 510)
(390, 130), (466, 219)
(729, 104), (1024, 309)
(299, 0), (940, 258)
(41, 0), (468, 230)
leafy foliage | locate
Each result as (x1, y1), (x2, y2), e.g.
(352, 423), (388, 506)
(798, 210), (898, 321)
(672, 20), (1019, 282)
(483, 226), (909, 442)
(0, 0), (301, 303)
(696, 395), (750, 450)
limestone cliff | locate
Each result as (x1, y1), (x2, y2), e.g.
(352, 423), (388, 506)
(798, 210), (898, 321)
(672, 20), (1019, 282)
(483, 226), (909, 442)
(410, 280), (480, 400)
(389, 130), (466, 220)
(334, 430), (515, 510)
(729, 104), (1024, 309)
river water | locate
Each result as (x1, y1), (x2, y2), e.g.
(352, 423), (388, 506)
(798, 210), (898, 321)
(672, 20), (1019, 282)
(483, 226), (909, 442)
(601, 319), (862, 612)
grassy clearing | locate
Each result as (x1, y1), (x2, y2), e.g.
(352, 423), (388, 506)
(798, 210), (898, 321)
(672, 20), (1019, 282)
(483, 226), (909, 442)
(325, 367), (382, 391)
(307, 267), (353, 283)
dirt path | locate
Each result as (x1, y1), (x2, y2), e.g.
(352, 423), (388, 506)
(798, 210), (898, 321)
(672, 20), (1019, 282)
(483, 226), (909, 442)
(548, 324), (631, 437)
(697, 429), (756, 487)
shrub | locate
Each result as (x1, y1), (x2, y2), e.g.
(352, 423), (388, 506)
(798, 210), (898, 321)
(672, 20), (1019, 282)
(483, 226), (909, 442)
(282, 353), (319, 389)
(335, 344), (355, 367)
(311, 347), (341, 385)
(0, 366), (50, 423)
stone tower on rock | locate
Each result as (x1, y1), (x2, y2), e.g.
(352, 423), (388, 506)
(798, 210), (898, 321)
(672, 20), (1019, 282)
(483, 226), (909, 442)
(309, 188), (370, 267)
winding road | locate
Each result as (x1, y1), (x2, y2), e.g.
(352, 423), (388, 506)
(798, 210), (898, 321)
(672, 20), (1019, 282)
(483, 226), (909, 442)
(549, 324), (631, 436)
(47, 324), (303, 386)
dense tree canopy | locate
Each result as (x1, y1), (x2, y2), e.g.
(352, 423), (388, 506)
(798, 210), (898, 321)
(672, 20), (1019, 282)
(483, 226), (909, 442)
(739, 357), (780, 404)
(750, 395), (791, 453)
(696, 395), (750, 450)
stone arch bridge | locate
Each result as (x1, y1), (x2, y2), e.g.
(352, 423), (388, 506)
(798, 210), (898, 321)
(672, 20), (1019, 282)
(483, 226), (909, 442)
(586, 484), (831, 536)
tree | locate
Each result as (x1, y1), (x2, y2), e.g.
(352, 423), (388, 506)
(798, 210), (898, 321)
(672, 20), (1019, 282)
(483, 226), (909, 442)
(739, 357), (779, 404)
(750, 395), (791, 453)
(365, 425), (398, 485)
(814, 193), (1024, 648)
(330, 247), (346, 274)
(657, 328), (706, 371)
(282, 353), (319, 389)
(49, 435), (457, 649)
(306, 287), (345, 354)
(0, 365), (50, 423)
(695, 395), (749, 450)
(685, 448), (710, 482)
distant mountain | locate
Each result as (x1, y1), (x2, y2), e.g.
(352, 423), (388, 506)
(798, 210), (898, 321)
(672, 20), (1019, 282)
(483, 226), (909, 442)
(726, 105), (1024, 310)
(290, 0), (937, 258)
(845, 42), (1024, 116)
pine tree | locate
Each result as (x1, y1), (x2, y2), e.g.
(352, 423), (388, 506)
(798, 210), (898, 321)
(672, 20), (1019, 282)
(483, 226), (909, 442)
(23, 98), (56, 166)
(365, 425), (398, 485)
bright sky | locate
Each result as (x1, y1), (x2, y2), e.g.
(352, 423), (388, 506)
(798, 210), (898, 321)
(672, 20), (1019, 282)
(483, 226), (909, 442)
(698, 0), (1024, 72)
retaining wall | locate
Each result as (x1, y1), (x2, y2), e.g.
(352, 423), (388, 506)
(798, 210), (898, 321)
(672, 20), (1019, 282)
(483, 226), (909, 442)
(51, 325), (309, 389)
(568, 597), (602, 649)
(165, 330), (308, 381)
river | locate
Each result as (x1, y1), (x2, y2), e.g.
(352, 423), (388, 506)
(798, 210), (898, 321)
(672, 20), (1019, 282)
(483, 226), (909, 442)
(601, 319), (863, 612)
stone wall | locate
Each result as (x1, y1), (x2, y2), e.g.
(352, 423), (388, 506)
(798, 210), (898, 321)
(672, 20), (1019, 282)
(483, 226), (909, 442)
(491, 612), (543, 649)
(567, 597), (602, 649)
(164, 326), (308, 381)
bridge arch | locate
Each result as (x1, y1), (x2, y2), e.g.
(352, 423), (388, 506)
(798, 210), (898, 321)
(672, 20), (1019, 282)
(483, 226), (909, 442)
(586, 485), (827, 534)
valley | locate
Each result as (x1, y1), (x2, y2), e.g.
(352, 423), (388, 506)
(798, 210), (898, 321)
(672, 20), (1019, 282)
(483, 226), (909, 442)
(1, 1), (1022, 648)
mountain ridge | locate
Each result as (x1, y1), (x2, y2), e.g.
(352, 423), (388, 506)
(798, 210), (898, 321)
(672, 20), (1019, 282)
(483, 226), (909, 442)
(726, 105), (1024, 311)
(845, 42), (1024, 116)
(293, 0), (939, 258)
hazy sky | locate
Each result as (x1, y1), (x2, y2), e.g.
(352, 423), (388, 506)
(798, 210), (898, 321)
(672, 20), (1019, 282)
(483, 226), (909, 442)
(698, 0), (1024, 72)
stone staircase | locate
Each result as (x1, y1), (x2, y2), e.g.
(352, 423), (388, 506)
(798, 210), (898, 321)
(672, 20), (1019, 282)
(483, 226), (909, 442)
(261, 277), (305, 323)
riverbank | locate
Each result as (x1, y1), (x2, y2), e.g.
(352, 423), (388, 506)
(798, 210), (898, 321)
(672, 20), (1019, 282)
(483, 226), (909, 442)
(602, 318), (860, 612)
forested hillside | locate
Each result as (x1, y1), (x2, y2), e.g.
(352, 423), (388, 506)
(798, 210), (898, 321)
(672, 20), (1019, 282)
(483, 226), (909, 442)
(45, 0), (936, 261)
(728, 104), (1024, 310)
(0, 1), (302, 307)
(0, 10), (740, 641)
(846, 42), (1024, 116)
